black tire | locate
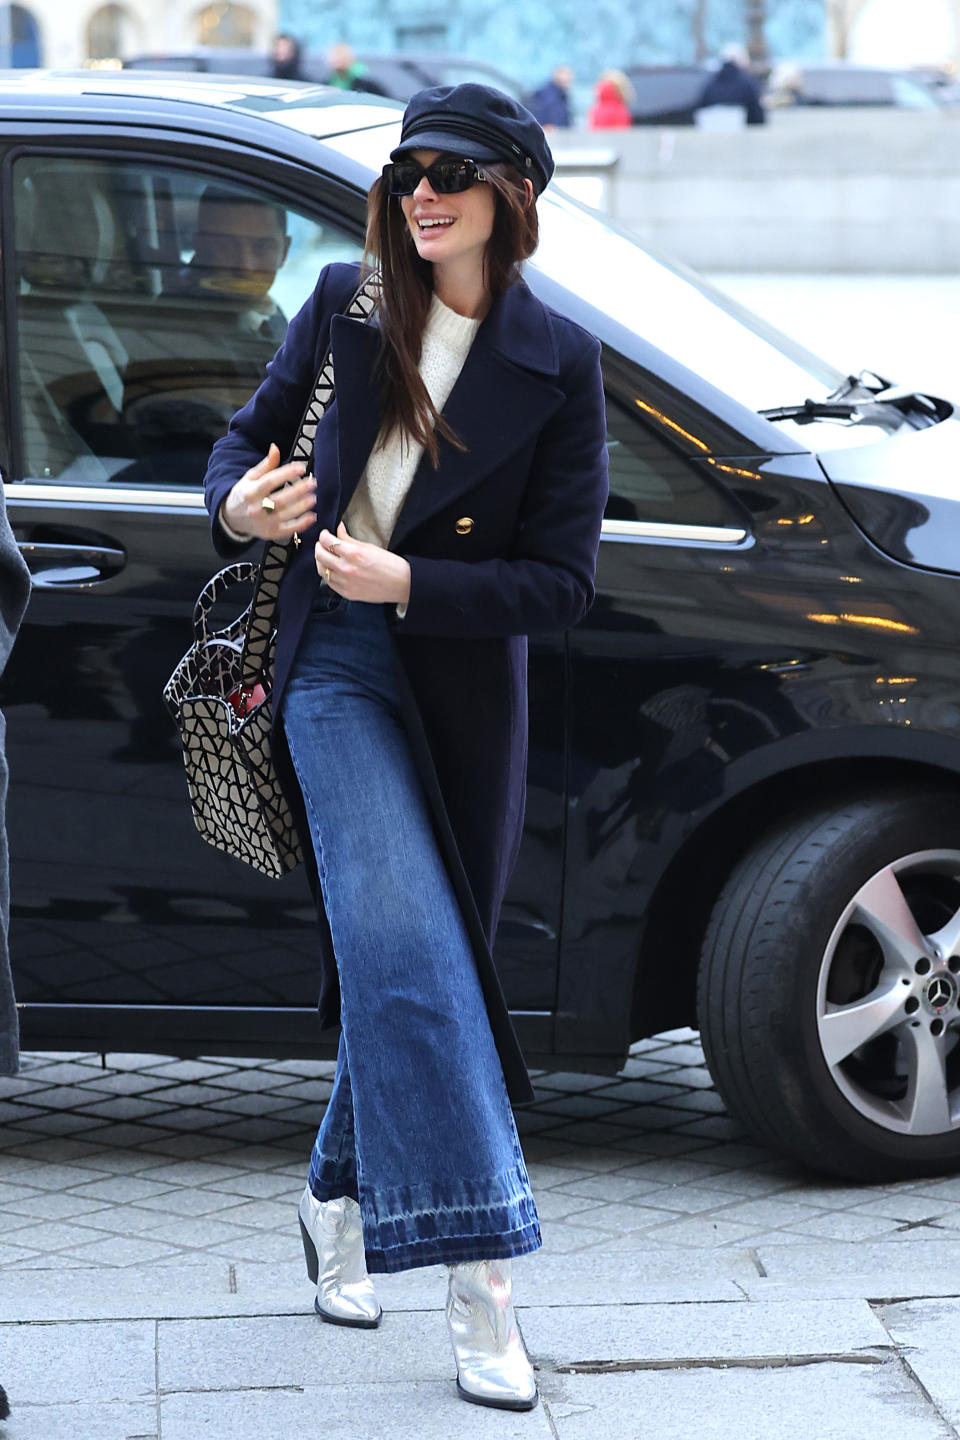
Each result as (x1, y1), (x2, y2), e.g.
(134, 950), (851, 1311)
(697, 787), (960, 1182)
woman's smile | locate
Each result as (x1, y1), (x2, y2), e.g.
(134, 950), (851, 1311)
(415, 214), (457, 234)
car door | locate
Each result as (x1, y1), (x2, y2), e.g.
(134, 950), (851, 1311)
(557, 355), (757, 1056)
(0, 142), (366, 1026)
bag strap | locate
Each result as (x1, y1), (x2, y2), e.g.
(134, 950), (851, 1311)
(238, 269), (382, 689)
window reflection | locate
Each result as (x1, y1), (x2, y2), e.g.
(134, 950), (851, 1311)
(12, 156), (362, 487)
(603, 370), (745, 529)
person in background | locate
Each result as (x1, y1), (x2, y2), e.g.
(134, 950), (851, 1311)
(587, 69), (633, 129)
(528, 65), (574, 128)
(696, 43), (766, 125)
(325, 42), (387, 97)
(175, 185), (291, 344)
(765, 61), (805, 109)
(0, 472), (30, 1081)
(0, 466), (33, 1429)
(272, 33), (303, 82)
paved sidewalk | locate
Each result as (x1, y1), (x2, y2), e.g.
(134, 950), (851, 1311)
(0, 1029), (959, 1438)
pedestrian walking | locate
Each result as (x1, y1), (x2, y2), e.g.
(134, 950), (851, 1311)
(0, 471), (31, 1080)
(528, 65), (575, 128)
(324, 42), (387, 97)
(586, 70), (633, 129)
(271, 32), (303, 82)
(695, 43), (766, 126)
(0, 468), (32, 1429)
(202, 82), (609, 1411)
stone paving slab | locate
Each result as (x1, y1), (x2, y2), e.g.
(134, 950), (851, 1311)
(0, 1319), (155, 1406)
(0, 1400), (158, 1439)
(879, 1299), (960, 1430)
(748, 1241), (960, 1301)
(159, 1380), (554, 1440)
(537, 1360), (956, 1440)
(157, 1311), (453, 1393)
(520, 1299), (891, 1367)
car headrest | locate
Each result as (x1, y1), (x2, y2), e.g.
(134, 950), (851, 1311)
(16, 168), (118, 291)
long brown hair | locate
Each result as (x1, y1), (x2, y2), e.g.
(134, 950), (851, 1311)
(363, 162), (539, 467)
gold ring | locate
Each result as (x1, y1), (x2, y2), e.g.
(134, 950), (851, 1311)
(325, 568), (331, 582)
(261, 496), (276, 513)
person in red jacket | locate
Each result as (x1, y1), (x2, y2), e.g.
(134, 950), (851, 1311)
(587, 70), (633, 128)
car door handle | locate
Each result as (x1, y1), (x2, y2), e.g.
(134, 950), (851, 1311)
(18, 541), (126, 587)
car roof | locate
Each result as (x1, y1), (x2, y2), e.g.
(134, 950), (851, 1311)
(0, 68), (402, 139)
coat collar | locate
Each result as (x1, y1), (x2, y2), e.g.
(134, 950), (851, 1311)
(329, 278), (564, 550)
(478, 278), (560, 377)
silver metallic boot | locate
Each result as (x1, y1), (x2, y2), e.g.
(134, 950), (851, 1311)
(298, 1185), (382, 1328)
(445, 1258), (538, 1410)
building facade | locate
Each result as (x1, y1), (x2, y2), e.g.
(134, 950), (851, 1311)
(1, 0), (956, 88)
(278, 0), (827, 90)
(0, 0), (276, 68)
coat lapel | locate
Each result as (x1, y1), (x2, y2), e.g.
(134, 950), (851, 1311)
(330, 281), (566, 549)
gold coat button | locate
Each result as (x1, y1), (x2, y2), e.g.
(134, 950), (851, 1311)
(455, 516), (474, 535)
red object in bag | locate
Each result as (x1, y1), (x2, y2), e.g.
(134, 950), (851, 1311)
(227, 682), (266, 717)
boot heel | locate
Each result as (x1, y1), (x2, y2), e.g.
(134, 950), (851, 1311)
(299, 1214), (319, 1283)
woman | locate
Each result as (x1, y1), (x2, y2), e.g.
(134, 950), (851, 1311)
(203, 83), (608, 1411)
(587, 70), (634, 129)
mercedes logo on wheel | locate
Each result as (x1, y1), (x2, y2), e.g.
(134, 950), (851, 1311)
(925, 975), (956, 1011)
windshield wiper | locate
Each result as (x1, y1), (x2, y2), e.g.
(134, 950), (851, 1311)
(760, 370), (944, 430)
(759, 397), (900, 428)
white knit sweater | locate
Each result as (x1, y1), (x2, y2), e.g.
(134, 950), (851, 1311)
(342, 293), (481, 551)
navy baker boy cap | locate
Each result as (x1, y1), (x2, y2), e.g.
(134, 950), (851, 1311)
(390, 83), (555, 196)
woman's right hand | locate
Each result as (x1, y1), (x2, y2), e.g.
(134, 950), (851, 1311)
(219, 443), (318, 541)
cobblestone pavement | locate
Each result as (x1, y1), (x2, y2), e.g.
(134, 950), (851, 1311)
(3, 1032), (960, 1437)
(2, 1027), (960, 1274)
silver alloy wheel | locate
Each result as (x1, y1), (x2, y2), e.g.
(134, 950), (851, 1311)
(816, 849), (960, 1136)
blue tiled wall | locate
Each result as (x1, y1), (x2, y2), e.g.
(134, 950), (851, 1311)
(281, 0), (826, 89)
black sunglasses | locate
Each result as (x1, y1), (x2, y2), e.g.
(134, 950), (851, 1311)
(381, 155), (489, 197)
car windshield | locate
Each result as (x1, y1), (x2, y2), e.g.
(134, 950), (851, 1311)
(326, 123), (848, 416)
(226, 86), (401, 135)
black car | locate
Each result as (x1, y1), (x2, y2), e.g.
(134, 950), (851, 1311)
(622, 65), (713, 125)
(765, 62), (941, 109)
(123, 47), (524, 103)
(3, 71), (960, 1182)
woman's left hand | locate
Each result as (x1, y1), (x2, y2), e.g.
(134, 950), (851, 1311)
(316, 523), (412, 605)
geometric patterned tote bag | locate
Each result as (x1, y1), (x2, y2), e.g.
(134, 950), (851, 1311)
(163, 271), (382, 878)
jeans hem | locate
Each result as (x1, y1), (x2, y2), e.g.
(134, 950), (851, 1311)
(362, 1223), (543, 1275)
(309, 1172), (359, 1205)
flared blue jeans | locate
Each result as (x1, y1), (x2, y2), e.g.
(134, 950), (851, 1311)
(280, 589), (541, 1274)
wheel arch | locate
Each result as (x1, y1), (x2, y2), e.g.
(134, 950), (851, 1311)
(628, 750), (960, 1044)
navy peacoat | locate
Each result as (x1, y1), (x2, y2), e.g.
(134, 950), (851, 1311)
(203, 261), (609, 1104)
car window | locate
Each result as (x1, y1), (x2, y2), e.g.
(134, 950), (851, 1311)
(603, 370), (744, 528)
(627, 69), (707, 114)
(891, 74), (938, 108)
(11, 155), (362, 488)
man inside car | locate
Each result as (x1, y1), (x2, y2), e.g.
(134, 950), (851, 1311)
(170, 184), (292, 344)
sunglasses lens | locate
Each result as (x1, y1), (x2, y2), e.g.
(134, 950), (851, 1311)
(431, 159), (475, 193)
(386, 161), (421, 195)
